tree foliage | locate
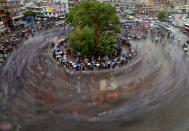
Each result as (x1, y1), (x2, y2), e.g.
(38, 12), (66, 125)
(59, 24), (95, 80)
(68, 27), (97, 56)
(158, 11), (166, 21)
(24, 10), (37, 19)
(100, 34), (117, 55)
(66, 1), (120, 56)
(170, 10), (174, 15)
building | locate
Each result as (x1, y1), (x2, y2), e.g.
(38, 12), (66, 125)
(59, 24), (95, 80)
(115, 0), (153, 15)
(43, 5), (65, 18)
(0, 1), (8, 33)
(98, 0), (112, 3)
(42, 0), (66, 18)
(0, 0), (23, 29)
(22, 0), (67, 22)
(151, 0), (172, 12)
(172, 0), (189, 6)
(120, 0), (137, 14)
(68, 0), (79, 11)
(174, 4), (189, 13)
(23, 2), (43, 17)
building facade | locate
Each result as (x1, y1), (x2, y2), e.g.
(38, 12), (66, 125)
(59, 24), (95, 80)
(0, 0), (23, 28)
(43, 5), (65, 18)
(23, 2), (43, 17)
(22, 0), (67, 21)
(0, 1), (8, 32)
(121, 0), (137, 13)
(68, 0), (79, 11)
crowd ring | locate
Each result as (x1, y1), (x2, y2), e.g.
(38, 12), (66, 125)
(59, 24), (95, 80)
(52, 39), (136, 71)
(0, 22), (64, 67)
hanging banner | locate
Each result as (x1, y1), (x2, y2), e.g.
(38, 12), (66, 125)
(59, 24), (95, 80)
(47, 7), (56, 12)
(12, 15), (23, 20)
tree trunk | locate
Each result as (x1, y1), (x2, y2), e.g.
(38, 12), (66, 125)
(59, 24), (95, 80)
(94, 17), (101, 53)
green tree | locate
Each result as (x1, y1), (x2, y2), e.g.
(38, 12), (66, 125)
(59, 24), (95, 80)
(158, 11), (166, 21)
(23, 10), (37, 19)
(68, 27), (97, 56)
(66, 1), (120, 56)
(170, 10), (174, 15)
(100, 34), (117, 55)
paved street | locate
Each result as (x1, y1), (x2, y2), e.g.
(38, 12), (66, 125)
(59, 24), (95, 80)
(0, 26), (189, 130)
(2, 0), (189, 130)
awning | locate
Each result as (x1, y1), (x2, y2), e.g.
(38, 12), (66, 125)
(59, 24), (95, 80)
(59, 17), (65, 19)
(60, 20), (64, 23)
(56, 11), (64, 13)
(20, 21), (26, 24)
(25, 16), (33, 19)
(13, 21), (26, 27)
(27, 21), (34, 25)
(12, 15), (24, 20)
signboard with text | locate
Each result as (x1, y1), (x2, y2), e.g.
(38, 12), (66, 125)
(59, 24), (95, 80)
(47, 7), (56, 13)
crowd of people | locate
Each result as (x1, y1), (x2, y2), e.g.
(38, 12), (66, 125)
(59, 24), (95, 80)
(1, 19), (188, 69)
(0, 22), (64, 67)
(121, 22), (149, 41)
(52, 39), (136, 71)
(0, 29), (9, 39)
(122, 20), (189, 55)
(149, 24), (189, 55)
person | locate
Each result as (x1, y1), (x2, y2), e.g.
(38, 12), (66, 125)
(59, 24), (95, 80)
(183, 43), (188, 49)
(183, 43), (188, 55)
(186, 40), (189, 45)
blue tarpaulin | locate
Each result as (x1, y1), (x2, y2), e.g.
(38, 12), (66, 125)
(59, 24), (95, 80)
(20, 21), (26, 25)
(13, 21), (26, 27)
(27, 21), (34, 25)
(25, 16), (33, 19)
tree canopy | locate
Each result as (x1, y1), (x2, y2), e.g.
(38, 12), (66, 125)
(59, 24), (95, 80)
(24, 10), (37, 19)
(66, 1), (120, 56)
(68, 27), (97, 56)
(158, 11), (166, 21)
(170, 10), (174, 15)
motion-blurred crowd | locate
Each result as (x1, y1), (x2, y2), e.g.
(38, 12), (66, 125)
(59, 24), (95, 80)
(0, 22), (64, 67)
(52, 39), (136, 71)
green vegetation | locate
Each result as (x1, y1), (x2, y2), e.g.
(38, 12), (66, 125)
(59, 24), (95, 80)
(66, 1), (120, 56)
(158, 11), (166, 21)
(170, 10), (174, 15)
(23, 10), (37, 19)
(68, 27), (97, 56)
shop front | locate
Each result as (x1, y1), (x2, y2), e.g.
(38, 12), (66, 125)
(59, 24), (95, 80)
(12, 15), (24, 27)
(0, 21), (8, 38)
(25, 16), (35, 26)
(0, 21), (7, 33)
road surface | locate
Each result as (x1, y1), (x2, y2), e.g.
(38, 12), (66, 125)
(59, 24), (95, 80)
(0, 29), (189, 131)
